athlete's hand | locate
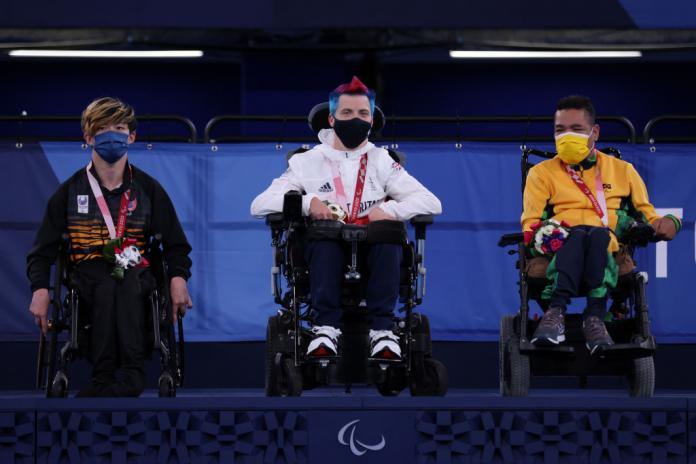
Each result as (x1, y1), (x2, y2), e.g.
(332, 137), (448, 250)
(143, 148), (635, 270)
(29, 288), (50, 335)
(170, 276), (193, 322)
(652, 217), (678, 241)
(368, 207), (396, 222)
(309, 197), (333, 220)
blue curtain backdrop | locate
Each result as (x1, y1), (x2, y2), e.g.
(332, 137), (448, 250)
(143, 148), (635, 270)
(3, 141), (693, 342)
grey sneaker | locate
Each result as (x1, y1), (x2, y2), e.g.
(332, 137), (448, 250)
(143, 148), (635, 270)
(531, 306), (566, 345)
(583, 316), (614, 355)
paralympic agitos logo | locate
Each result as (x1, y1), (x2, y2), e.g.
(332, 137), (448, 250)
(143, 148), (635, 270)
(337, 419), (386, 456)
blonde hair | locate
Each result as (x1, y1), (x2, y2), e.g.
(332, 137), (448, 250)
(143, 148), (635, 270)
(81, 97), (137, 137)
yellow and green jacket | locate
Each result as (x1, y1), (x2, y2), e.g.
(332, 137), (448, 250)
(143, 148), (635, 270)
(521, 150), (679, 253)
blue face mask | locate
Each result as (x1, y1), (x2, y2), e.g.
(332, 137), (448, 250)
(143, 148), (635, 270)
(93, 131), (129, 164)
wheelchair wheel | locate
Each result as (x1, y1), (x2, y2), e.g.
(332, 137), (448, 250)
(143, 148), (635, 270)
(410, 358), (448, 396)
(158, 371), (176, 398)
(265, 315), (281, 395)
(500, 314), (530, 397)
(48, 371), (68, 398)
(266, 316), (303, 397)
(412, 313), (433, 356)
(267, 357), (303, 397)
(376, 366), (407, 396)
(629, 356), (655, 397)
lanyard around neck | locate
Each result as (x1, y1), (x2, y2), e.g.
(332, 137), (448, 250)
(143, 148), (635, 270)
(85, 162), (132, 239)
(563, 156), (608, 226)
(327, 153), (368, 224)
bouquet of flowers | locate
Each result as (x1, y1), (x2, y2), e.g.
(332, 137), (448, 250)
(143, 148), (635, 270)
(524, 219), (571, 256)
(103, 237), (149, 280)
(323, 200), (347, 223)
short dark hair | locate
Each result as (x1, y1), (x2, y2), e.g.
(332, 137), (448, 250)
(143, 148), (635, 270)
(556, 95), (596, 125)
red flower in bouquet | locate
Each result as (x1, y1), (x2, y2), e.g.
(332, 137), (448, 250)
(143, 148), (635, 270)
(530, 219), (571, 256)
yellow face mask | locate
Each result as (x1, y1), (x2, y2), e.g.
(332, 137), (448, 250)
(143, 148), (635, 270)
(555, 131), (593, 165)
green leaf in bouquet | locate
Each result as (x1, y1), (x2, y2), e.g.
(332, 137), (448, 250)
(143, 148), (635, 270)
(102, 237), (124, 264)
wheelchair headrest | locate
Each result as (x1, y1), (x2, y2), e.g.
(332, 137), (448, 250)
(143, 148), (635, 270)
(308, 102), (386, 133)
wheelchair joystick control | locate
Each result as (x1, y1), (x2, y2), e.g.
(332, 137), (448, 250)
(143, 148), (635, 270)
(282, 190), (303, 223)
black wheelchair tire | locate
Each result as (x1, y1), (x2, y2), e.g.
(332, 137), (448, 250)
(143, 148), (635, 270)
(266, 316), (303, 397)
(49, 371), (68, 398)
(158, 372), (176, 398)
(279, 358), (303, 397)
(376, 366), (408, 396)
(410, 358), (448, 396)
(265, 315), (280, 396)
(500, 314), (530, 397)
(629, 356), (655, 397)
(412, 313), (433, 356)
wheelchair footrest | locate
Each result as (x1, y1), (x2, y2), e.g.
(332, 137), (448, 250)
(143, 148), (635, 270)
(597, 342), (656, 359)
(304, 356), (341, 366)
(520, 340), (575, 355)
(367, 357), (402, 365)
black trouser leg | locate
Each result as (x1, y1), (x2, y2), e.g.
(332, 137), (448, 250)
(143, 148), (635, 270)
(583, 227), (611, 319)
(549, 227), (589, 309)
(73, 260), (150, 397)
(73, 260), (118, 391)
(98, 267), (153, 397)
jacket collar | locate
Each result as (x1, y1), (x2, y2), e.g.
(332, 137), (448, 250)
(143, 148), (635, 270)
(88, 160), (133, 194)
(569, 150), (597, 171)
(317, 128), (374, 161)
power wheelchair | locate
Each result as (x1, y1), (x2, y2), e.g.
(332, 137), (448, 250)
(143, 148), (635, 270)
(498, 147), (658, 397)
(35, 234), (185, 398)
(263, 102), (448, 397)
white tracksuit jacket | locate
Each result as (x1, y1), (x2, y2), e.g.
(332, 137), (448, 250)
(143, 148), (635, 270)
(250, 129), (442, 220)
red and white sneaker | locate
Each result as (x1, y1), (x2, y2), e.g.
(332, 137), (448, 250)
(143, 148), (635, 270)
(307, 326), (341, 357)
(369, 330), (402, 360)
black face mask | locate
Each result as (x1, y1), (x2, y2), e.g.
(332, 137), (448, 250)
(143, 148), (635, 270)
(333, 117), (371, 150)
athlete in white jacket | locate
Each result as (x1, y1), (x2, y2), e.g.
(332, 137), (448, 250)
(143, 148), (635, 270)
(251, 77), (441, 360)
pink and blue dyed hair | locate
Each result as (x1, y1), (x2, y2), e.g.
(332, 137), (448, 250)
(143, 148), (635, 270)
(329, 76), (376, 116)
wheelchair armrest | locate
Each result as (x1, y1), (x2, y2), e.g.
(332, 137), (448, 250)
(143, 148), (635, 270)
(411, 215), (434, 241)
(150, 233), (163, 248)
(498, 232), (525, 248)
(621, 221), (656, 248)
(265, 191), (304, 227)
(410, 215), (434, 226)
(265, 212), (285, 227)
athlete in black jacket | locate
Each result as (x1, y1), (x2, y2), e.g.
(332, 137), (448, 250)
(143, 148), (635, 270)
(27, 97), (192, 397)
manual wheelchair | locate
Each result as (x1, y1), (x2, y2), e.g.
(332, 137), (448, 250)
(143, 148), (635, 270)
(35, 234), (185, 397)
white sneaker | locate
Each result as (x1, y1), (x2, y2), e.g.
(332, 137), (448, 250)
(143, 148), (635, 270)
(307, 325), (342, 357)
(369, 329), (401, 359)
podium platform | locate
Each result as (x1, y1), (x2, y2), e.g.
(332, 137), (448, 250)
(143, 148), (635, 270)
(1, 388), (694, 463)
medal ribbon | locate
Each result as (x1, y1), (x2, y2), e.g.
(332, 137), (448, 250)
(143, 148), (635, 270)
(86, 162), (132, 239)
(563, 156), (608, 226)
(329, 153), (368, 224)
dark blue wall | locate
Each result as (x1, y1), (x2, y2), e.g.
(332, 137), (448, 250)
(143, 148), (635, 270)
(3, 58), (696, 142)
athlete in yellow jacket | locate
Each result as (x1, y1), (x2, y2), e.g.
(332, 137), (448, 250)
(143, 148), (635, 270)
(522, 96), (681, 354)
